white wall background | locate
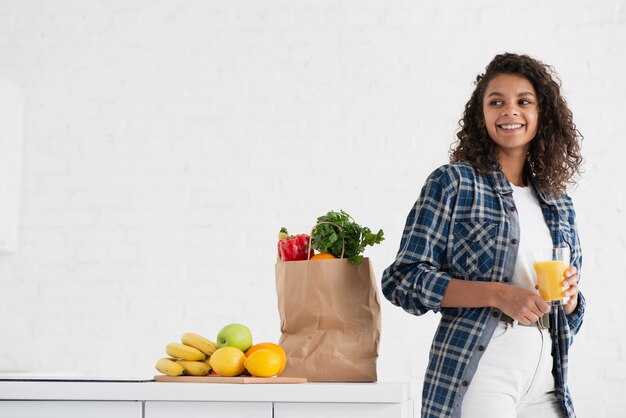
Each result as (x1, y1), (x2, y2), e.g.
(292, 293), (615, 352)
(0, 0), (623, 415)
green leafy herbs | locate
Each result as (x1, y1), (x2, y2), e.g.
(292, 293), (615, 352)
(310, 210), (384, 264)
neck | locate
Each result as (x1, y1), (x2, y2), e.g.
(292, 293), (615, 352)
(498, 150), (527, 187)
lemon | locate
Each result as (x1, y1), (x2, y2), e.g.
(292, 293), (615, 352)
(208, 347), (245, 377)
(244, 349), (283, 377)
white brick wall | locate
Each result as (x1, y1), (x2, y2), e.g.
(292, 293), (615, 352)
(0, 0), (623, 415)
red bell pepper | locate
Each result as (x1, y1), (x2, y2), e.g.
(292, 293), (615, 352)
(277, 227), (315, 261)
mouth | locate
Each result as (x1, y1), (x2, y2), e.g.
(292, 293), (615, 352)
(497, 123), (525, 131)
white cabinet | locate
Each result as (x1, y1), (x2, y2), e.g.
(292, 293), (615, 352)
(144, 399), (413, 418)
(274, 401), (413, 418)
(0, 401), (141, 418)
(0, 75), (25, 252)
(145, 401), (273, 418)
(0, 380), (415, 418)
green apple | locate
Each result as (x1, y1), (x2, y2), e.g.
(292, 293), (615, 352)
(216, 323), (253, 352)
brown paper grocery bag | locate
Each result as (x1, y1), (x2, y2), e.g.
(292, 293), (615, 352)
(275, 257), (381, 382)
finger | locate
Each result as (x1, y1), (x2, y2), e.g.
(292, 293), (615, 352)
(536, 299), (551, 314)
(529, 308), (546, 323)
(565, 283), (579, 298)
(566, 266), (577, 277)
(519, 315), (533, 325)
(562, 275), (579, 290)
(563, 278), (579, 291)
(564, 294), (577, 308)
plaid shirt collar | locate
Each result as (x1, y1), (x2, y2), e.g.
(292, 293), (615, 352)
(486, 165), (560, 206)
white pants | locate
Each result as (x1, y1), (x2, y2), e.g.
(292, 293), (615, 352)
(461, 321), (563, 418)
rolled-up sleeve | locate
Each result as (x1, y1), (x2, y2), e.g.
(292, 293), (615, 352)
(381, 168), (456, 316)
(566, 291), (585, 335)
(566, 197), (585, 336)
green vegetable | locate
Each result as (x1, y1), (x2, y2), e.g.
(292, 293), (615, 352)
(311, 210), (384, 264)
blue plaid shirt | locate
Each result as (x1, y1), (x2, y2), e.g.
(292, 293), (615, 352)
(382, 162), (585, 418)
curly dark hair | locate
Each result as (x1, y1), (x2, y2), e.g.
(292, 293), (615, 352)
(450, 53), (583, 196)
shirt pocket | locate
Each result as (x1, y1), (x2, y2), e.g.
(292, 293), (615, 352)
(451, 220), (498, 278)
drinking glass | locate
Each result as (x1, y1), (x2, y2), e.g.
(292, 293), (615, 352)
(532, 246), (570, 305)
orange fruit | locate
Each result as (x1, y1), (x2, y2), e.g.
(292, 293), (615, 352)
(244, 349), (283, 377)
(245, 342), (287, 374)
(310, 252), (337, 260)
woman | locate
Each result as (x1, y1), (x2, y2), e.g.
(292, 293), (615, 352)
(381, 53), (585, 418)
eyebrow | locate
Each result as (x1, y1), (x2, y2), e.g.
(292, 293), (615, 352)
(487, 91), (536, 98)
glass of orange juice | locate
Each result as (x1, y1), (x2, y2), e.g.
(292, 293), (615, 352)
(532, 246), (570, 305)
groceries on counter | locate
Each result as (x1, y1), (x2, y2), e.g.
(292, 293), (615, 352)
(154, 324), (286, 378)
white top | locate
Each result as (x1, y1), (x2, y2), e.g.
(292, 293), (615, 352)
(511, 184), (553, 291)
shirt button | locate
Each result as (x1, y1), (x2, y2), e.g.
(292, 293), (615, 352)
(470, 233), (478, 240)
(510, 206), (516, 211)
(503, 277), (510, 283)
(461, 380), (469, 387)
(478, 345), (485, 351)
(492, 311), (500, 318)
(511, 238), (518, 244)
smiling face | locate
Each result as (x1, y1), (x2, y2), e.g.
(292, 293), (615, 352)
(482, 73), (539, 158)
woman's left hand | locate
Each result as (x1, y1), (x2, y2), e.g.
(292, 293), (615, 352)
(563, 266), (579, 315)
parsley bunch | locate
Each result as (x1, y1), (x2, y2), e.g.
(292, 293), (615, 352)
(311, 210), (384, 265)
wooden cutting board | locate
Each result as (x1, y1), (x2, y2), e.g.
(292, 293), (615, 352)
(154, 375), (307, 384)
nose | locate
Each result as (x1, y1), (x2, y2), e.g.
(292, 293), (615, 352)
(501, 103), (519, 116)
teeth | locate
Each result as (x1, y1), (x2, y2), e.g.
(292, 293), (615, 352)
(499, 124), (523, 130)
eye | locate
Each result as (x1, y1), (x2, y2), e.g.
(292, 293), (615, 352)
(489, 99), (503, 106)
(519, 98), (533, 106)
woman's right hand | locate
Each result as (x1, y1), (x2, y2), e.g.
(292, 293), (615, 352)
(494, 283), (550, 325)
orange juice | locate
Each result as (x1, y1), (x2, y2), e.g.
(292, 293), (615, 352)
(533, 260), (566, 302)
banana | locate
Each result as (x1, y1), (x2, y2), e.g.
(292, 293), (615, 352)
(181, 332), (217, 357)
(155, 357), (185, 376)
(166, 342), (206, 361)
(176, 360), (211, 376)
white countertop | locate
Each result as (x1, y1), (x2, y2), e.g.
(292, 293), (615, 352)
(0, 379), (413, 404)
